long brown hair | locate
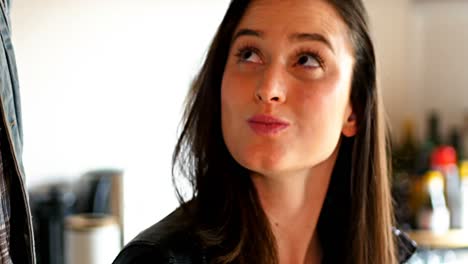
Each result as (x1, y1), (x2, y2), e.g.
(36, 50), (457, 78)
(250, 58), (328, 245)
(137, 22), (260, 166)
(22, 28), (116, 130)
(172, 0), (396, 263)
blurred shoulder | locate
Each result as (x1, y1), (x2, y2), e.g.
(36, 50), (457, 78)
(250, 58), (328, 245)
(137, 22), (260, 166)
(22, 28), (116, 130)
(112, 242), (170, 263)
(113, 205), (207, 264)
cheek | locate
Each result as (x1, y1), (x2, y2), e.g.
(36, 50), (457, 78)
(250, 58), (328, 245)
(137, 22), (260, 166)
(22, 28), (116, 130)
(221, 71), (233, 101)
(221, 72), (241, 125)
(221, 68), (258, 127)
(221, 69), (248, 107)
(221, 72), (252, 168)
(221, 77), (233, 136)
(294, 79), (349, 156)
(221, 71), (248, 144)
(296, 80), (345, 125)
(303, 71), (351, 121)
(299, 93), (341, 140)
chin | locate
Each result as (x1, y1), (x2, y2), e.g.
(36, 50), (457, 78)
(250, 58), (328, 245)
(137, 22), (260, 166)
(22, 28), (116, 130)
(235, 151), (290, 175)
(224, 137), (296, 175)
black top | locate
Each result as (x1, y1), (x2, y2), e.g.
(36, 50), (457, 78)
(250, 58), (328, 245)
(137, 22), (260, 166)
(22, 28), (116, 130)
(113, 207), (416, 264)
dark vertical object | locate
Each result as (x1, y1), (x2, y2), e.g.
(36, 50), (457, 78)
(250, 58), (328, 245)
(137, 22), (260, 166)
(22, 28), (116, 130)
(0, 0), (36, 262)
(428, 111), (442, 146)
(30, 186), (74, 264)
(449, 127), (463, 161)
(415, 111), (442, 175)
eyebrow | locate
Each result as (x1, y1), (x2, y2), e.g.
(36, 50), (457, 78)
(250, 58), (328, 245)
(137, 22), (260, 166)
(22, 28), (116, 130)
(232, 28), (263, 41)
(232, 28), (334, 53)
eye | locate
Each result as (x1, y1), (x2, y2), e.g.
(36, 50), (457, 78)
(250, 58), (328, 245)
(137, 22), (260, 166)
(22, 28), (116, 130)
(296, 53), (321, 68)
(235, 46), (262, 64)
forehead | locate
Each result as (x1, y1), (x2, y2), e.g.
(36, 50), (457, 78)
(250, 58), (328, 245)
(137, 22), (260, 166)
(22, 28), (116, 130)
(236, 0), (351, 50)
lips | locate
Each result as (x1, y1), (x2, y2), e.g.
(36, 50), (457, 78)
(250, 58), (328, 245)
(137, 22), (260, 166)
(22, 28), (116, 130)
(247, 114), (290, 135)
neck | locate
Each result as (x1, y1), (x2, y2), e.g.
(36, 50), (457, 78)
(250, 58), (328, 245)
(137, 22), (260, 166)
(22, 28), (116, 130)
(251, 148), (338, 264)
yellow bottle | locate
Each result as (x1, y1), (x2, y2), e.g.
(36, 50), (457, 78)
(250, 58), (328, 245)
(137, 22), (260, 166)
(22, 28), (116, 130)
(417, 170), (450, 233)
(460, 161), (468, 229)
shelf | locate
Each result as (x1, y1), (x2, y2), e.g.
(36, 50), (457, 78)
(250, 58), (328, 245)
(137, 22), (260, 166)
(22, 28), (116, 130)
(407, 229), (468, 249)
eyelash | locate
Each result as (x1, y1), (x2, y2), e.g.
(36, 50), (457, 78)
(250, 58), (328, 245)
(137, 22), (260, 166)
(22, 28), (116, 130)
(234, 44), (260, 62)
(234, 44), (325, 68)
(294, 48), (325, 68)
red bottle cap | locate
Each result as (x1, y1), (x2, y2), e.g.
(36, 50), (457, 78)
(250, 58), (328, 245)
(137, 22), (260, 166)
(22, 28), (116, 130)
(431, 146), (457, 167)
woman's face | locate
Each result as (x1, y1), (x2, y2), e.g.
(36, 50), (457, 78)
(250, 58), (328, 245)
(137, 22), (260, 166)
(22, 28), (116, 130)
(221, 0), (356, 177)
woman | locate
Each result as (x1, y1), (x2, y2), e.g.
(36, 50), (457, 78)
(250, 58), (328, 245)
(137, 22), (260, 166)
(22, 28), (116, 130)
(114, 0), (416, 263)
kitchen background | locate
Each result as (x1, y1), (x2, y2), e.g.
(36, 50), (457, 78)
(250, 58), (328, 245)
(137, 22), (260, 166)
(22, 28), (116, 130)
(9, 0), (468, 263)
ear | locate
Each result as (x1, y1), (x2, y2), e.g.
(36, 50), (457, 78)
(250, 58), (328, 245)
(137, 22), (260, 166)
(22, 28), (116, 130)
(342, 107), (357, 138)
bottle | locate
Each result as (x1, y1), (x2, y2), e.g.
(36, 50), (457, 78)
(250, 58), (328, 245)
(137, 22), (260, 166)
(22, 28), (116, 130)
(462, 112), (468, 161)
(416, 170), (450, 234)
(431, 146), (462, 229)
(393, 119), (419, 228)
(399, 119), (419, 174)
(392, 119), (422, 228)
(459, 161), (468, 229)
(449, 127), (463, 162)
(415, 111), (442, 175)
(428, 111), (442, 146)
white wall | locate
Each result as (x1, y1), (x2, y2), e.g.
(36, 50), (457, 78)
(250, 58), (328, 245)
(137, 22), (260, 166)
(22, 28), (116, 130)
(11, 0), (230, 243)
(364, 0), (468, 144)
(411, 1), (468, 143)
(364, 0), (413, 143)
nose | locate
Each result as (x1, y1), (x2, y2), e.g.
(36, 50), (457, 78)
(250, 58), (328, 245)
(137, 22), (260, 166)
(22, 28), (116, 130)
(255, 64), (286, 104)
